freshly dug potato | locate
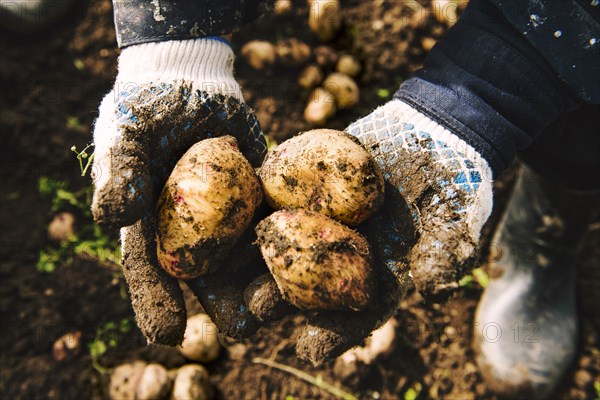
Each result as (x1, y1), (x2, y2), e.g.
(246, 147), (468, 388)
(421, 37), (437, 52)
(274, 0), (292, 15)
(336, 55), (362, 78)
(298, 64), (324, 90)
(314, 45), (338, 68)
(275, 38), (311, 66)
(323, 72), (360, 109)
(256, 209), (376, 310)
(47, 211), (76, 242)
(303, 88), (336, 126)
(241, 40), (276, 70)
(171, 364), (214, 400)
(308, 0), (342, 41)
(259, 129), (384, 225)
(135, 363), (172, 400)
(179, 313), (221, 363)
(109, 361), (146, 400)
(156, 136), (262, 279)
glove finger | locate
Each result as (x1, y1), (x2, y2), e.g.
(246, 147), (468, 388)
(184, 272), (261, 340)
(92, 93), (152, 228)
(244, 273), (296, 322)
(409, 223), (478, 301)
(121, 213), (187, 346)
(295, 263), (404, 367)
(148, 93), (267, 181)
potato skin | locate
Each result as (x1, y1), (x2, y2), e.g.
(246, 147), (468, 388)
(256, 209), (376, 311)
(259, 129), (384, 226)
(157, 136), (262, 279)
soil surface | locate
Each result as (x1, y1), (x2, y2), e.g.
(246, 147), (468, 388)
(1, 1), (598, 399)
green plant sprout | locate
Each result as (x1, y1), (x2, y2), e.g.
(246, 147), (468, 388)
(404, 382), (422, 400)
(88, 318), (134, 374)
(252, 357), (358, 400)
(458, 267), (489, 288)
(264, 135), (278, 151)
(71, 144), (95, 177)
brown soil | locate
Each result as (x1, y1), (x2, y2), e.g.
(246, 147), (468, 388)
(1, 1), (598, 399)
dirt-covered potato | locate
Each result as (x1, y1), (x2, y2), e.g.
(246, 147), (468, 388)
(303, 88), (336, 126)
(156, 136), (262, 279)
(179, 313), (221, 363)
(47, 211), (76, 242)
(314, 45), (338, 68)
(323, 72), (360, 109)
(274, 0), (292, 16)
(336, 55), (362, 78)
(275, 38), (311, 66)
(135, 363), (171, 400)
(298, 64), (324, 90)
(241, 40), (276, 70)
(259, 129), (384, 226)
(308, 0), (342, 41)
(171, 364), (214, 400)
(256, 209), (376, 310)
(109, 361), (146, 400)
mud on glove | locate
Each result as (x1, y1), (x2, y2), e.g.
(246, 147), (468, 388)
(91, 38), (266, 345)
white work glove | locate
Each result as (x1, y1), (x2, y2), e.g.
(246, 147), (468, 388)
(91, 38), (267, 346)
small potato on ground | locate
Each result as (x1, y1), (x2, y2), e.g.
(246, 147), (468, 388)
(109, 361), (146, 400)
(308, 0), (342, 41)
(179, 313), (221, 363)
(298, 64), (324, 90)
(171, 364), (214, 400)
(323, 72), (360, 109)
(336, 54), (362, 78)
(135, 363), (171, 400)
(303, 88), (337, 126)
(241, 40), (276, 70)
(275, 38), (311, 66)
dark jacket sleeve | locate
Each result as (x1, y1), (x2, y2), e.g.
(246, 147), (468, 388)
(394, 0), (599, 178)
(113, 0), (274, 48)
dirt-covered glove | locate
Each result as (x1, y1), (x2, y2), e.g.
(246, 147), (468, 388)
(91, 38), (267, 345)
(286, 99), (494, 365)
(348, 99), (493, 297)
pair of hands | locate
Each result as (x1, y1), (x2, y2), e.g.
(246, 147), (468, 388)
(92, 38), (492, 365)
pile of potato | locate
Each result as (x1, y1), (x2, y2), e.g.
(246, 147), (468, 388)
(241, 0), (362, 127)
(155, 129), (384, 314)
(109, 313), (220, 400)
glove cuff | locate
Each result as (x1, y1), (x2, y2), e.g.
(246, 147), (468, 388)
(116, 38), (242, 100)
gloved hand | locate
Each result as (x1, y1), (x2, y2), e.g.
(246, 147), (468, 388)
(91, 37), (267, 345)
(251, 99), (494, 365)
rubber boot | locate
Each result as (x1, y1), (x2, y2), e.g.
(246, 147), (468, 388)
(474, 164), (599, 399)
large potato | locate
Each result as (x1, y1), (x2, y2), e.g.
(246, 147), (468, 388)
(256, 209), (376, 311)
(259, 129), (384, 226)
(157, 136), (262, 279)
